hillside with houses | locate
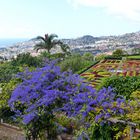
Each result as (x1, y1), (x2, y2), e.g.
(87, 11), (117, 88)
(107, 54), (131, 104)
(1, 31), (140, 61)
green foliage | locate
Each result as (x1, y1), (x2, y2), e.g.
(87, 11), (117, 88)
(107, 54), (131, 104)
(51, 53), (66, 59)
(98, 76), (140, 99)
(95, 54), (107, 61)
(0, 79), (19, 108)
(39, 51), (66, 60)
(0, 107), (15, 123)
(82, 52), (94, 61)
(112, 49), (124, 57)
(56, 114), (78, 134)
(127, 55), (140, 59)
(0, 58), (37, 83)
(0, 79), (21, 122)
(75, 122), (126, 140)
(0, 62), (20, 83)
(59, 53), (94, 73)
(34, 33), (70, 56)
(0, 64), (35, 122)
(91, 123), (125, 140)
(34, 34), (60, 53)
(23, 111), (58, 140)
(11, 53), (42, 67)
(125, 90), (140, 126)
(60, 43), (71, 55)
(104, 55), (122, 60)
(39, 51), (51, 59)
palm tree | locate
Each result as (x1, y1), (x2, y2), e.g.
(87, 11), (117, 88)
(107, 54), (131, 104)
(34, 34), (62, 54)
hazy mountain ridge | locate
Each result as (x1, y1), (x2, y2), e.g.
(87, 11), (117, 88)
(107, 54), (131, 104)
(62, 31), (140, 46)
(62, 35), (101, 46)
(0, 31), (140, 60)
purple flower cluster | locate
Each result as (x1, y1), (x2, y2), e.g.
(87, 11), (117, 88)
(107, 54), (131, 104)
(62, 86), (126, 122)
(9, 60), (126, 125)
(9, 60), (85, 124)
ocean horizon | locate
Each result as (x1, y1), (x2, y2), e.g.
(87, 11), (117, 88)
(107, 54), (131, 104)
(0, 38), (28, 48)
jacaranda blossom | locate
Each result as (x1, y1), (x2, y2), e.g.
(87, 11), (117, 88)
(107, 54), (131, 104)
(9, 60), (126, 125)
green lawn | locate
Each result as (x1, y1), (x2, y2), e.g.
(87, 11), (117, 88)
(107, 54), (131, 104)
(127, 55), (140, 59)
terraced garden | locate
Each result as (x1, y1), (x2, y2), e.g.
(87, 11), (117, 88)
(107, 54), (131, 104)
(81, 59), (140, 87)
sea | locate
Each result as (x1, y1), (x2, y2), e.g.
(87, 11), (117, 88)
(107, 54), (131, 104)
(0, 38), (28, 48)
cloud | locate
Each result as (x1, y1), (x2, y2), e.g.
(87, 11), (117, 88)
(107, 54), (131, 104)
(68, 0), (140, 21)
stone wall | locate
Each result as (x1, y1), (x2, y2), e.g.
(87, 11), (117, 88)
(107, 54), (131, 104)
(0, 123), (25, 140)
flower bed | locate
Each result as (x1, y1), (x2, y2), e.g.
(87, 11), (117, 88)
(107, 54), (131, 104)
(117, 60), (140, 76)
(81, 59), (140, 87)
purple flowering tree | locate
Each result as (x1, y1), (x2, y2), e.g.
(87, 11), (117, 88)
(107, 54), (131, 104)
(9, 60), (89, 139)
(9, 60), (126, 139)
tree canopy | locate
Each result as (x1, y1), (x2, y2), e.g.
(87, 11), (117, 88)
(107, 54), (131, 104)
(34, 34), (70, 55)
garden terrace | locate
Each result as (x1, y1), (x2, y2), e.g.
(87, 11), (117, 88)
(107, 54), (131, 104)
(81, 59), (140, 88)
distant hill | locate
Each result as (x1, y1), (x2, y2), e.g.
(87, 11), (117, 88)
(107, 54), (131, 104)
(62, 31), (140, 47)
(62, 35), (101, 46)
(1, 31), (140, 60)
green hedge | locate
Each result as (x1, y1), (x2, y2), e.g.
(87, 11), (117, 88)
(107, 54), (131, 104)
(78, 60), (100, 74)
(104, 56), (122, 60)
(105, 54), (140, 60)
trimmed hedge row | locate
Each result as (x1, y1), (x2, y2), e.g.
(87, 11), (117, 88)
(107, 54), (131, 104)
(78, 60), (100, 74)
(105, 54), (140, 60)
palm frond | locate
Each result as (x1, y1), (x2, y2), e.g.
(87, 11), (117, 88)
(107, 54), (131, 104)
(52, 40), (62, 46)
(61, 44), (70, 52)
(49, 34), (58, 40)
(36, 36), (45, 42)
(34, 33), (60, 53)
(34, 43), (45, 52)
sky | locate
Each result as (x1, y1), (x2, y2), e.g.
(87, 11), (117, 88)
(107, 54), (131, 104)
(0, 0), (140, 39)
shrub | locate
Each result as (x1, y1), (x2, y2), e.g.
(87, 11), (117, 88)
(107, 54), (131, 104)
(59, 53), (93, 73)
(11, 53), (42, 67)
(0, 62), (20, 83)
(9, 60), (91, 139)
(98, 76), (140, 99)
(0, 79), (21, 123)
(112, 49), (125, 57)
(9, 60), (127, 139)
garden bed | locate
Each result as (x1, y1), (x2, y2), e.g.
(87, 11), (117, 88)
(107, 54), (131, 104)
(81, 59), (140, 87)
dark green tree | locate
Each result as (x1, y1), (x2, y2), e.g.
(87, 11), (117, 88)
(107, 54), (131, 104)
(11, 53), (41, 67)
(0, 62), (20, 83)
(34, 34), (62, 54)
(82, 52), (94, 61)
(59, 53), (94, 73)
(112, 49), (124, 57)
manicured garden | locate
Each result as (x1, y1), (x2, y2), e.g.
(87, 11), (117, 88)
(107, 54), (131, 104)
(81, 59), (140, 88)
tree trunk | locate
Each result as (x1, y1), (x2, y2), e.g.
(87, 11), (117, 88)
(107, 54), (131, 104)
(47, 49), (50, 54)
(130, 126), (135, 140)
